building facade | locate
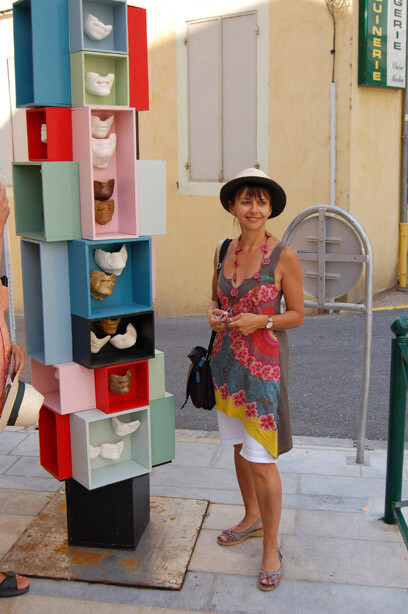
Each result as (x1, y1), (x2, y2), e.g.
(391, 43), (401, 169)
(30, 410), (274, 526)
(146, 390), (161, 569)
(0, 0), (404, 315)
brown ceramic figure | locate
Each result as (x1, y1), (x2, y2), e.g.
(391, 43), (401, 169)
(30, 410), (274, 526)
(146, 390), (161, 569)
(108, 369), (132, 395)
(94, 179), (115, 201)
(94, 199), (114, 225)
(96, 317), (121, 335)
(90, 271), (116, 300)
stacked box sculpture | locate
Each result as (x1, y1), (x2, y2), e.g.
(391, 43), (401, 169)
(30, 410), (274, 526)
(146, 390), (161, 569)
(12, 0), (174, 550)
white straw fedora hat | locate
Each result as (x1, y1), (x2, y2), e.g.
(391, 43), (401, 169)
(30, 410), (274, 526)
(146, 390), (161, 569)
(220, 168), (286, 219)
(0, 373), (44, 434)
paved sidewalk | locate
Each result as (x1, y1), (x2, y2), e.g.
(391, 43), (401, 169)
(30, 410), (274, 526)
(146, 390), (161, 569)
(0, 428), (407, 614)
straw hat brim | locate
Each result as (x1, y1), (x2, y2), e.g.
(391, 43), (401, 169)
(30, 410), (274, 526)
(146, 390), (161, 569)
(0, 375), (43, 434)
(220, 174), (286, 219)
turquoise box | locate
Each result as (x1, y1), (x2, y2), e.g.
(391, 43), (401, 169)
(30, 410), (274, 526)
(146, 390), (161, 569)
(68, 238), (153, 319)
(13, 0), (71, 107)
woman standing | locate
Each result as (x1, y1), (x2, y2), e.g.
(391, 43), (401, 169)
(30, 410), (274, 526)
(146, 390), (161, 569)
(207, 168), (304, 591)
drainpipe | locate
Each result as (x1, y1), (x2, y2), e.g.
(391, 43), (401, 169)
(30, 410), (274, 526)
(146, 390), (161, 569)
(331, 82), (336, 206)
(398, 5), (408, 289)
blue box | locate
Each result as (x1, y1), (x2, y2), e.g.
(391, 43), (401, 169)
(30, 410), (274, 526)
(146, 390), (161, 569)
(69, 0), (127, 54)
(21, 240), (72, 365)
(13, 0), (71, 107)
(68, 238), (153, 319)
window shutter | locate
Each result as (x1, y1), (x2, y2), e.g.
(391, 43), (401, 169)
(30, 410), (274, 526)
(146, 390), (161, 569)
(222, 13), (257, 180)
(187, 19), (222, 181)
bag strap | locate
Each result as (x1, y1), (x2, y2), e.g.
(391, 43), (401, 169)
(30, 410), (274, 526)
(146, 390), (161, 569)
(207, 238), (232, 357)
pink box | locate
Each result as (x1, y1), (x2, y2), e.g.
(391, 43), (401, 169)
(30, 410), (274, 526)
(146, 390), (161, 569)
(31, 359), (96, 415)
(72, 106), (138, 240)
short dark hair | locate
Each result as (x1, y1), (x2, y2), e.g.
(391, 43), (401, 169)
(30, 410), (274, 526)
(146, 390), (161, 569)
(231, 184), (274, 209)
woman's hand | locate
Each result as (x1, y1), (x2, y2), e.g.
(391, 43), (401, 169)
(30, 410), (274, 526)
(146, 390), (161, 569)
(208, 308), (230, 332)
(227, 313), (265, 336)
(11, 345), (25, 377)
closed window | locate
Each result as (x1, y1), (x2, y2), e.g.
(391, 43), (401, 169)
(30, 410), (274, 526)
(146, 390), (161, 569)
(186, 12), (258, 182)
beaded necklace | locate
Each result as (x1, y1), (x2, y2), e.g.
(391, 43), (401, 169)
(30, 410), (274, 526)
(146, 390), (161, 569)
(230, 230), (271, 315)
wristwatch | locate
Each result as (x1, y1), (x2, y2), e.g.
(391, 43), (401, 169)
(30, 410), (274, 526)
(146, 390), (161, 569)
(265, 316), (274, 330)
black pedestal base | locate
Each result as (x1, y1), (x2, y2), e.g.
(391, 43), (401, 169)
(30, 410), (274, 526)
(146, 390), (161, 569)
(65, 474), (150, 549)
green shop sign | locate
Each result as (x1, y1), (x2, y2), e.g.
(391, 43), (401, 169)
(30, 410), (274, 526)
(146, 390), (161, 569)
(359, 0), (406, 88)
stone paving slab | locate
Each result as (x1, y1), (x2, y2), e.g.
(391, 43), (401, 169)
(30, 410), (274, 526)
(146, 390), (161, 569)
(150, 485), (245, 505)
(0, 474), (61, 491)
(210, 574), (408, 614)
(4, 456), (54, 479)
(0, 513), (35, 553)
(27, 572), (217, 611)
(276, 448), (362, 477)
(293, 508), (402, 542)
(299, 473), (391, 498)
(188, 528), (268, 575)
(282, 492), (369, 513)
(151, 464), (299, 494)
(202, 503), (296, 535)
(0, 489), (53, 516)
(0, 595), (208, 614)
(171, 441), (219, 467)
(7, 432), (40, 457)
(0, 431), (30, 455)
(0, 455), (19, 473)
(283, 534), (408, 588)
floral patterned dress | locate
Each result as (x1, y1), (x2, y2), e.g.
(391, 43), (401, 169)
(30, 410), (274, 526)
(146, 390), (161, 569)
(211, 241), (292, 459)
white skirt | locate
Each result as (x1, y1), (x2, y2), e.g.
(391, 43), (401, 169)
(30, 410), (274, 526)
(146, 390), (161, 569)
(217, 410), (277, 464)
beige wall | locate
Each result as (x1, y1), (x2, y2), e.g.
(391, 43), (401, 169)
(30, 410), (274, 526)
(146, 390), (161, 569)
(141, 0), (362, 315)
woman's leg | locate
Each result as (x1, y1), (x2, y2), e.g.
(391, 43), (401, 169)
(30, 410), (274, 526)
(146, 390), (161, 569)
(218, 444), (262, 541)
(249, 462), (282, 577)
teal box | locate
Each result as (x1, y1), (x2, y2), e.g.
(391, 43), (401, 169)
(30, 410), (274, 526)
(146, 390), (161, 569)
(68, 237), (153, 319)
(148, 350), (165, 401)
(13, 162), (81, 242)
(150, 392), (175, 467)
(13, 0), (71, 107)
(21, 239), (72, 365)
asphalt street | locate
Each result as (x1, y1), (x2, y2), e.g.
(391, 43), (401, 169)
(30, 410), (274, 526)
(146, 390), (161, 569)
(155, 309), (408, 442)
(14, 308), (408, 443)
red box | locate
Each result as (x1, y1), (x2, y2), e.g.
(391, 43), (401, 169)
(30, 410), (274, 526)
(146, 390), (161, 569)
(26, 107), (73, 161)
(95, 361), (149, 414)
(128, 6), (149, 110)
(39, 405), (72, 480)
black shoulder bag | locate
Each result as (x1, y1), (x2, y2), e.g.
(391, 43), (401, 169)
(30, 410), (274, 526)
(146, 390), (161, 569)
(182, 238), (232, 410)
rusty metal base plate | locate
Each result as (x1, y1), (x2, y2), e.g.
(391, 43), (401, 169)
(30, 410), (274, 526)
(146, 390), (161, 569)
(0, 491), (209, 590)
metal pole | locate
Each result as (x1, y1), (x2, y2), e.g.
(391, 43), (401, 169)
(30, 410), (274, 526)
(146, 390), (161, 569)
(384, 316), (408, 524)
(355, 235), (374, 463)
(397, 0), (408, 287)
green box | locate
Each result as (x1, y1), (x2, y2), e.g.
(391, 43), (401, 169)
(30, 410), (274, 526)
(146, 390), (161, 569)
(13, 162), (81, 241)
(148, 350), (166, 401)
(70, 51), (129, 106)
(150, 392), (175, 467)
